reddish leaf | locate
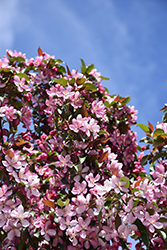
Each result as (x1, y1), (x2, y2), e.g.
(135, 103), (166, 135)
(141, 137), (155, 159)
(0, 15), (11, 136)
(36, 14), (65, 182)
(99, 137), (111, 144)
(38, 46), (43, 56)
(113, 169), (118, 177)
(81, 104), (89, 117)
(120, 97), (125, 103)
(160, 105), (167, 111)
(114, 95), (120, 102)
(15, 139), (27, 147)
(148, 121), (154, 132)
(6, 150), (14, 159)
(43, 200), (55, 209)
(47, 58), (53, 68)
(66, 64), (72, 77)
(99, 150), (108, 163)
(134, 177), (148, 188)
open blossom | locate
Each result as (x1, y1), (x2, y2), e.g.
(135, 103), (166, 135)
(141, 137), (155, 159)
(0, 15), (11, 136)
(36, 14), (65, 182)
(143, 212), (163, 233)
(3, 220), (22, 241)
(69, 114), (84, 133)
(41, 220), (56, 241)
(91, 99), (106, 119)
(20, 106), (32, 129)
(151, 163), (167, 185)
(81, 117), (100, 137)
(11, 205), (30, 227)
(76, 217), (91, 239)
(85, 173), (100, 187)
(72, 181), (87, 195)
(13, 75), (30, 92)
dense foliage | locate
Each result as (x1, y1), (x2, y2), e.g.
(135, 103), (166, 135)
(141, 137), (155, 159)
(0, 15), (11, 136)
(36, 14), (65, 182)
(0, 48), (166, 249)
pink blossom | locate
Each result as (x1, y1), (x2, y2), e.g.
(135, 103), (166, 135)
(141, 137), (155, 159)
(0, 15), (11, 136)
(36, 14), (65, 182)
(85, 173), (100, 187)
(151, 163), (167, 185)
(81, 117), (100, 137)
(76, 217), (91, 239)
(143, 212), (163, 233)
(118, 223), (137, 240)
(69, 114), (83, 133)
(3, 219), (21, 240)
(4, 106), (17, 121)
(58, 216), (77, 231)
(71, 181), (87, 195)
(13, 75), (30, 92)
(70, 91), (83, 109)
(11, 205), (30, 227)
(41, 220), (56, 241)
(91, 99), (106, 119)
(20, 106), (32, 129)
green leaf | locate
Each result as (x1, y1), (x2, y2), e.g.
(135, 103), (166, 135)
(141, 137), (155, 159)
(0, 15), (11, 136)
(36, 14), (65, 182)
(83, 82), (97, 92)
(104, 101), (112, 108)
(140, 155), (149, 166)
(15, 56), (25, 63)
(162, 112), (167, 122)
(134, 219), (146, 232)
(153, 136), (165, 146)
(100, 76), (110, 80)
(55, 78), (68, 87)
(104, 200), (112, 209)
(16, 191), (26, 206)
(141, 232), (149, 247)
(153, 128), (165, 137)
(69, 78), (75, 85)
(55, 59), (63, 64)
(158, 217), (167, 223)
(98, 209), (102, 226)
(16, 110), (22, 117)
(57, 199), (65, 208)
(73, 164), (79, 172)
(119, 176), (129, 188)
(152, 152), (166, 163)
(86, 64), (95, 74)
(159, 230), (167, 240)
(80, 58), (86, 74)
(98, 130), (109, 136)
(16, 73), (30, 81)
(79, 156), (87, 164)
(136, 124), (151, 134)
(120, 96), (131, 105)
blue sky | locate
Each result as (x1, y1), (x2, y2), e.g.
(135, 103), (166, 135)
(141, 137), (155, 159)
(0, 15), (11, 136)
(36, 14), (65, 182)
(1, 0), (167, 248)
(1, 0), (167, 141)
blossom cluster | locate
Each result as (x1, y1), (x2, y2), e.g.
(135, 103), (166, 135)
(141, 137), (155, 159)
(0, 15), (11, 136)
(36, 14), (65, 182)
(0, 48), (166, 249)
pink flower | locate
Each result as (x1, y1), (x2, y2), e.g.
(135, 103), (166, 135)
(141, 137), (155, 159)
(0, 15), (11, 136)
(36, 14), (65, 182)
(11, 205), (30, 227)
(13, 75), (30, 92)
(118, 223), (137, 240)
(85, 173), (100, 188)
(20, 106), (32, 129)
(151, 163), (167, 185)
(143, 212), (163, 233)
(69, 114), (83, 133)
(58, 216), (77, 231)
(81, 117), (100, 137)
(41, 220), (56, 241)
(72, 181), (87, 195)
(3, 219), (21, 240)
(70, 91), (83, 110)
(5, 106), (17, 121)
(76, 217), (91, 239)
(91, 99), (106, 119)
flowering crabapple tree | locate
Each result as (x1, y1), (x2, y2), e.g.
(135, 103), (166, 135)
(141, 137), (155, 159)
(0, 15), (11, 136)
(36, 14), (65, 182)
(0, 47), (166, 250)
